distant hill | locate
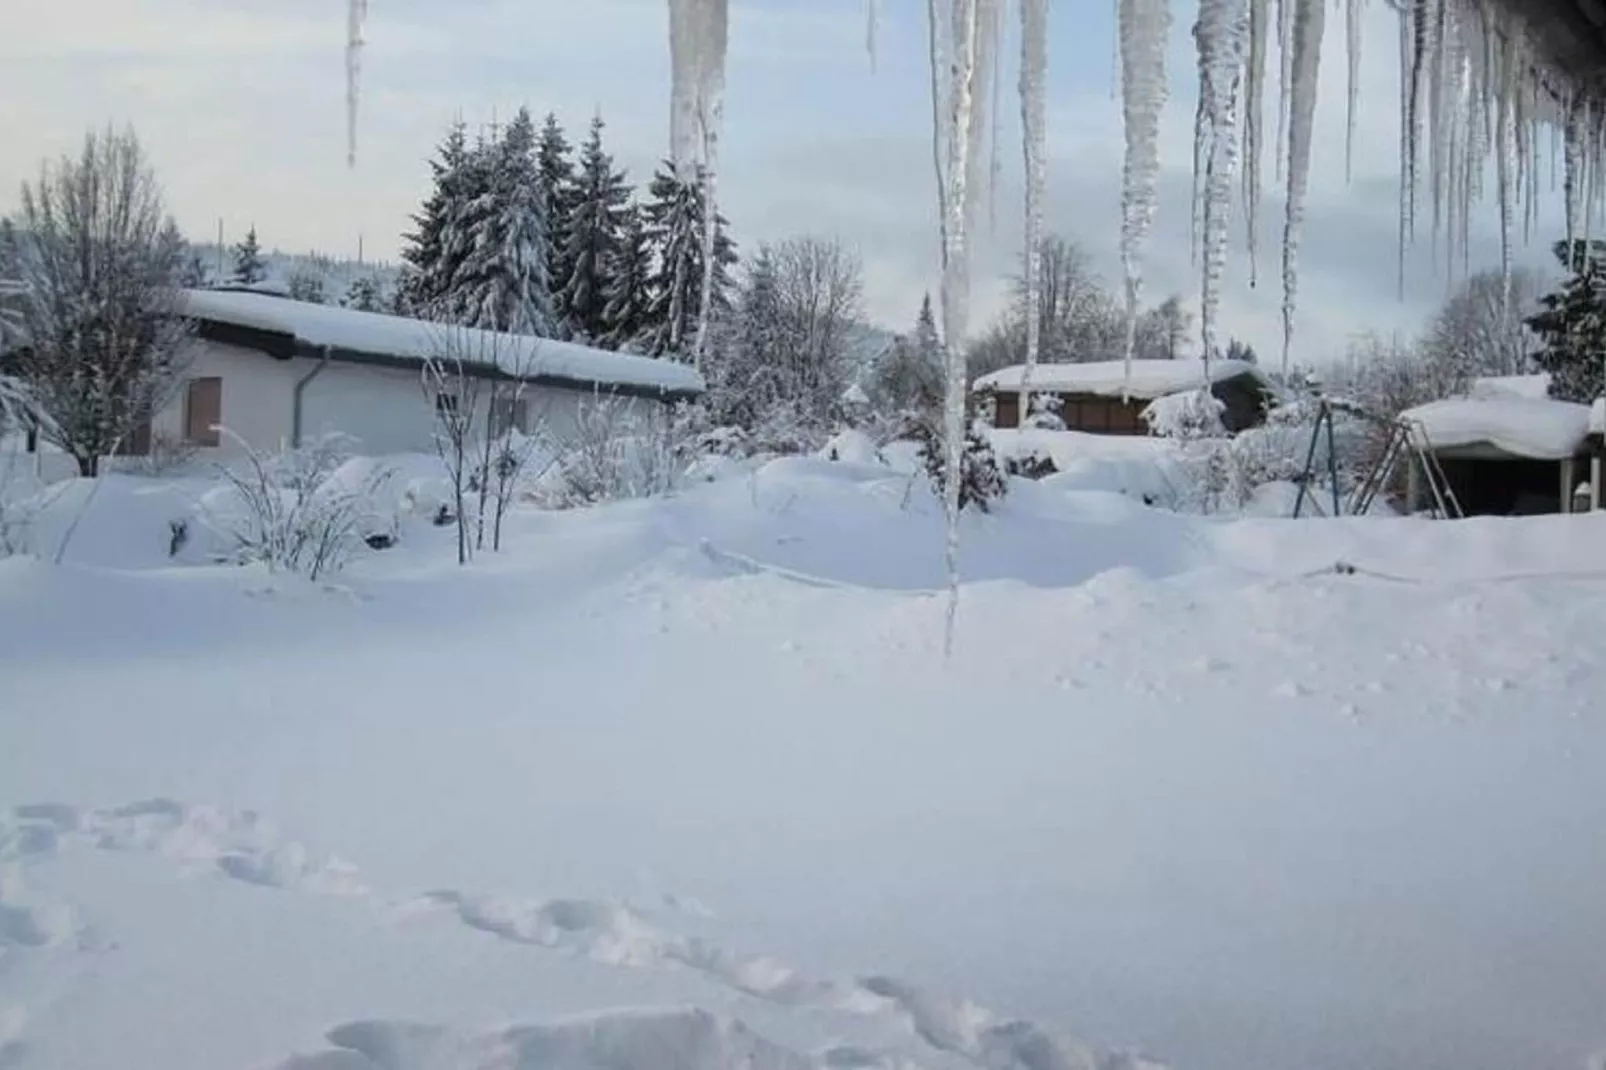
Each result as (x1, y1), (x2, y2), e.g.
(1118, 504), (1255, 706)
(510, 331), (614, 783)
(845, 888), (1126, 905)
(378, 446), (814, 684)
(185, 242), (401, 309)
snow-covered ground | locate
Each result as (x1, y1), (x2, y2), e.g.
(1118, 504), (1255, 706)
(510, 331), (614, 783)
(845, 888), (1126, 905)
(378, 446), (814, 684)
(2, 448), (1604, 1070)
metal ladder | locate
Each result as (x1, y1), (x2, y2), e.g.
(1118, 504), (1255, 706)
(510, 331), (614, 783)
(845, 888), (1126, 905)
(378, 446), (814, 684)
(1350, 419), (1463, 519)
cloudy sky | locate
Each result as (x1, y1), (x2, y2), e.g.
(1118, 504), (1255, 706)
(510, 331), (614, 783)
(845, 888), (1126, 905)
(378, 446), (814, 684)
(0, 0), (1564, 363)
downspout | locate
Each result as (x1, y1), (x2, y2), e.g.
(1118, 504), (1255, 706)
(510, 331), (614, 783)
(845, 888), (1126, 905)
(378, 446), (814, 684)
(292, 345), (332, 448)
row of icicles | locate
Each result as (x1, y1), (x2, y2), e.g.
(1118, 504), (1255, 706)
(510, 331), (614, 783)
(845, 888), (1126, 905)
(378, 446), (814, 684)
(341, 0), (1606, 381)
(337, 0), (1605, 652)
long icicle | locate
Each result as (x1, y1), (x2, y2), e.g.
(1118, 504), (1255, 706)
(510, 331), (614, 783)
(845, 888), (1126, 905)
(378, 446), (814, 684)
(1119, 0), (1171, 388)
(1275, 0), (1292, 183)
(1345, 0), (1361, 183)
(1197, 0), (1250, 376)
(933, 0), (984, 657)
(346, 0), (368, 167)
(867, 0), (880, 70)
(1019, 0), (1048, 408)
(1244, 0), (1269, 286)
(1280, 0), (1323, 377)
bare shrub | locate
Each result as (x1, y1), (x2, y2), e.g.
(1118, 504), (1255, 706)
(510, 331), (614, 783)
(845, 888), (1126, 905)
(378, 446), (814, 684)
(202, 432), (392, 581)
(538, 394), (689, 509)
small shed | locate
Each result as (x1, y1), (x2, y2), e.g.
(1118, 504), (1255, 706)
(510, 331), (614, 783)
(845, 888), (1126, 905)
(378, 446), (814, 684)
(1400, 396), (1601, 515)
(975, 359), (1275, 435)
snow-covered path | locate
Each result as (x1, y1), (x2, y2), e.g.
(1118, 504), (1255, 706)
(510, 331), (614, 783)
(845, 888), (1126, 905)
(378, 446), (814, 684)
(2, 461), (1604, 1070)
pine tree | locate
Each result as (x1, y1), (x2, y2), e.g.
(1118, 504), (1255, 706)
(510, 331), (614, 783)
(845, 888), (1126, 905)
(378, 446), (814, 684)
(705, 245), (782, 427)
(639, 162), (736, 360)
(537, 113), (577, 329)
(443, 108), (554, 335)
(287, 268), (327, 304)
(557, 115), (632, 342)
(400, 121), (470, 317)
(343, 274), (383, 311)
(231, 227), (266, 286)
(872, 294), (945, 418)
(435, 133), (499, 327)
(600, 204), (652, 350)
(180, 252), (211, 289)
(1528, 239), (1606, 403)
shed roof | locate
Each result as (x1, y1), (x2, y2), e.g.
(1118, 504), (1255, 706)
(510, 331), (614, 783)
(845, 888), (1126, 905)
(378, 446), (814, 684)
(1402, 396), (1593, 460)
(181, 288), (704, 400)
(974, 359), (1271, 400)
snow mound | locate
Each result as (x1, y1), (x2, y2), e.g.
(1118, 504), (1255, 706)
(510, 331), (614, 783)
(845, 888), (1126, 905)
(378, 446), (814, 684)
(1469, 373), (1551, 401)
(975, 359), (1268, 399)
(818, 430), (885, 466)
(274, 1009), (817, 1070)
(181, 289), (703, 397)
(1401, 397), (1592, 459)
(1, 798), (365, 895)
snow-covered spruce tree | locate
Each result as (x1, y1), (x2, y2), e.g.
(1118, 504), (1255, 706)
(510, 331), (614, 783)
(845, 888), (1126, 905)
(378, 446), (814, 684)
(704, 244), (782, 430)
(2, 128), (193, 476)
(1526, 240), (1606, 404)
(399, 120), (471, 317)
(600, 203), (653, 349)
(343, 274), (383, 311)
(914, 417), (1007, 513)
(537, 113), (578, 332)
(873, 294), (945, 417)
(444, 109), (554, 336)
(287, 268), (327, 304)
(180, 251), (212, 289)
(231, 226), (267, 286)
(639, 161), (736, 359)
(557, 115), (631, 342)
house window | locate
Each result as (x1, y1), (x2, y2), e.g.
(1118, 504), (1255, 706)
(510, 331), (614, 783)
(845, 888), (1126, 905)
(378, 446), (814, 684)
(489, 396), (528, 437)
(184, 377), (222, 447)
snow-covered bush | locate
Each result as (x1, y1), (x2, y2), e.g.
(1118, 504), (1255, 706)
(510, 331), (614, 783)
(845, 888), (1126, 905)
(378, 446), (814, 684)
(914, 419), (1008, 513)
(536, 396), (690, 509)
(819, 428), (885, 465)
(201, 433), (394, 580)
(1142, 389), (1325, 514)
(1023, 392), (1066, 431)
(1142, 388), (1227, 440)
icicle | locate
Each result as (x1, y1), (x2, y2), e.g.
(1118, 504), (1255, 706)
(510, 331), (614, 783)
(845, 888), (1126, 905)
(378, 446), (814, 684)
(1493, 26), (1514, 323)
(666, 0), (729, 368)
(1344, 0), (1361, 182)
(1195, 0), (1250, 372)
(1190, 96), (1207, 266)
(1397, 12), (1411, 297)
(989, 0), (1007, 232)
(1275, 0), (1292, 182)
(1243, 0), (1269, 285)
(1119, 0), (1171, 387)
(1019, 0), (1048, 404)
(867, 0), (880, 71)
(929, 0), (990, 657)
(667, 0), (728, 185)
(1403, 0), (1438, 254)
(1425, 0), (1448, 265)
(967, 0), (1001, 238)
(346, 0), (367, 168)
(1280, 0), (1323, 377)
(1565, 95), (1583, 261)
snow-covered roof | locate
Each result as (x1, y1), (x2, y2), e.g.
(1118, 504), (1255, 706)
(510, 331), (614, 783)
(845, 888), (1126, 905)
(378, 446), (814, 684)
(1469, 373), (1551, 400)
(180, 289), (704, 398)
(1401, 397), (1593, 459)
(974, 359), (1270, 399)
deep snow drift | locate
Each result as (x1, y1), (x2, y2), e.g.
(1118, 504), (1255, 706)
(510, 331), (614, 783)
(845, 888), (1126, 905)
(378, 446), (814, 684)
(1, 453), (1604, 1070)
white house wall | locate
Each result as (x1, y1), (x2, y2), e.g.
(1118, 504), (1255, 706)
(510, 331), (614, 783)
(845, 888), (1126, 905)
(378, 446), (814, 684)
(154, 340), (666, 459)
(151, 340), (300, 455)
